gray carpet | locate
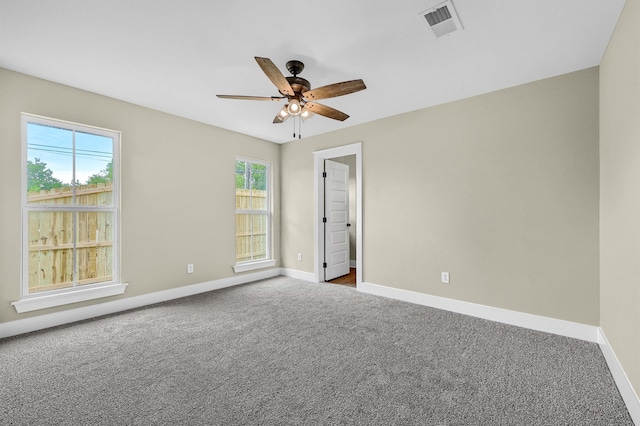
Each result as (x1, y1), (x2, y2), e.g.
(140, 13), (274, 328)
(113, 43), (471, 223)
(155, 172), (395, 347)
(0, 276), (633, 425)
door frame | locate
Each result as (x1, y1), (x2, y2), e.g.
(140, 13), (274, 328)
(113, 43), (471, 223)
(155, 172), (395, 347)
(313, 142), (362, 289)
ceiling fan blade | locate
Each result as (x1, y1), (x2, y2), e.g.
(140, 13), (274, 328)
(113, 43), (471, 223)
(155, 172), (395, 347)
(216, 95), (284, 101)
(255, 57), (295, 97)
(304, 102), (350, 121)
(303, 79), (366, 100)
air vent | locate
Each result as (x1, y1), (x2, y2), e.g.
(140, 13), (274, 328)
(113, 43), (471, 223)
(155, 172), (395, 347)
(418, 0), (463, 38)
(425, 6), (451, 26)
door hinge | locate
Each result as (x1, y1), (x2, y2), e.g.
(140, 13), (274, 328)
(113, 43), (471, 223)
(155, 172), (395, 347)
(322, 172), (327, 178)
(323, 217), (327, 223)
(323, 262), (327, 268)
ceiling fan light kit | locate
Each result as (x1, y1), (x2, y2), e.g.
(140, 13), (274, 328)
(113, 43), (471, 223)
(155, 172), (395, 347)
(286, 99), (302, 116)
(217, 56), (366, 138)
(301, 109), (313, 121)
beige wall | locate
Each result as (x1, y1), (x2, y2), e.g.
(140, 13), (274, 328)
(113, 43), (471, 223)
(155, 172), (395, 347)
(282, 68), (600, 325)
(600, 0), (640, 398)
(0, 68), (280, 323)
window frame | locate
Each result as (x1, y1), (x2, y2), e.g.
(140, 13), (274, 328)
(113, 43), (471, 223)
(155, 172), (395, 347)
(233, 156), (276, 273)
(13, 113), (126, 313)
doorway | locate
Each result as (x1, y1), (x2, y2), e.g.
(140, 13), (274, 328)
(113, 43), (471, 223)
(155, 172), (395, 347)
(313, 143), (362, 290)
(324, 158), (351, 282)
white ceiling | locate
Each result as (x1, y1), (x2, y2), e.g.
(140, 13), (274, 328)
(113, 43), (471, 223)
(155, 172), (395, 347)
(0, 0), (626, 144)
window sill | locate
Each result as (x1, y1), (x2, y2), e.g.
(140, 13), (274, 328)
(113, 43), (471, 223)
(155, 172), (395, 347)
(12, 283), (128, 314)
(233, 259), (277, 273)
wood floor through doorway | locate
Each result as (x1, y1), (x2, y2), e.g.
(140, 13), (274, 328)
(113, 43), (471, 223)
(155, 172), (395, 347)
(327, 268), (356, 287)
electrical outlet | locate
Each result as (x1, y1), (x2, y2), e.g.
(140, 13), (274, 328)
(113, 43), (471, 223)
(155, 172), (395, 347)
(187, 264), (194, 274)
(441, 272), (450, 284)
(297, 253), (302, 261)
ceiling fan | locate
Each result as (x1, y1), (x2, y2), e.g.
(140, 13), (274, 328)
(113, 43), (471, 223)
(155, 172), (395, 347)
(217, 57), (366, 125)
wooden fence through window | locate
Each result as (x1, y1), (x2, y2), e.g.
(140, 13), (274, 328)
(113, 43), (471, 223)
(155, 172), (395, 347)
(27, 183), (113, 293)
(236, 189), (267, 263)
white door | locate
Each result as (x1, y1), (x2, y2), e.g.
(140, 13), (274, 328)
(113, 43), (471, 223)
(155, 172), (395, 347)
(324, 159), (350, 281)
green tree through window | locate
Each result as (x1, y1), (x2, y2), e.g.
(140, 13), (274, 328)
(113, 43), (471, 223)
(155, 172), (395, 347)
(27, 158), (64, 192)
(86, 162), (113, 185)
(235, 161), (266, 190)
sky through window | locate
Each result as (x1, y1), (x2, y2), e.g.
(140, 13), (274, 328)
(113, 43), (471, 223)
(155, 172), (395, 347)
(27, 122), (113, 185)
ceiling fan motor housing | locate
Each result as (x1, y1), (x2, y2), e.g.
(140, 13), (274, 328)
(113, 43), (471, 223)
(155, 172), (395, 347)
(285, 76), (310, 97)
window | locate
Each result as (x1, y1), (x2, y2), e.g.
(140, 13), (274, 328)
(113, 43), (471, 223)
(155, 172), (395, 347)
(14, 114), (125, 313)
(234, 157), (275, 272)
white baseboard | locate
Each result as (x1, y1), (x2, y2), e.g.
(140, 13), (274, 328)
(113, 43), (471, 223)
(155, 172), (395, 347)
(360, 281), (599, 342)
(350, 260), (356, 268)
(0, 268), (281, 339)
(598, 329), (640, 424)
(280, 268), (317, 282)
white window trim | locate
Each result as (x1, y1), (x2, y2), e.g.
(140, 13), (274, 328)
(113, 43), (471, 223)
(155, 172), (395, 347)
(17, 113), (124, 312)
(234, 156), (274, 271)
(232, 259), (277, 273)
(12, 283), (128, 314)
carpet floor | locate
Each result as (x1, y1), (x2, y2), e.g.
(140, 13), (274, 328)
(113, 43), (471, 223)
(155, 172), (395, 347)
(0, 276), (633, 425)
